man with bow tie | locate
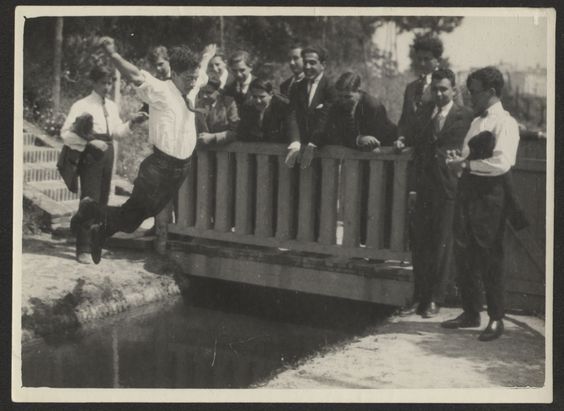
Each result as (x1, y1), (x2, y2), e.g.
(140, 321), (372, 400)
(401, 68), (473, 318)
(441, 66), (521, 342)
(70, 36), (215, 264)
(285, 45), (336, 169)
(61, 65), (147, 264)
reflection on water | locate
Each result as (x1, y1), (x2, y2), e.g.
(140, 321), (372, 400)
(22, 279), (394, 388)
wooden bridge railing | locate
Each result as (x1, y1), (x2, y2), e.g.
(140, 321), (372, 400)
(166, 143), (413, 262)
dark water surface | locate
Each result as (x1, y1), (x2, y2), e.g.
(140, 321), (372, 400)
(22, 279), (394, 388)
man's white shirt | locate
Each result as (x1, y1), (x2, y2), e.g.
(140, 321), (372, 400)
(60, 91), (130, 151)
(135, 70), (201, 160)
(462, 101), (520, 176)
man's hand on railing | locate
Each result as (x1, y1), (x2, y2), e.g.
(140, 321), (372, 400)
(393, 136), (406, 153)
(285, 142), (301, 168)
(357, 135), (381, 152)
(300, 143), (316, 169)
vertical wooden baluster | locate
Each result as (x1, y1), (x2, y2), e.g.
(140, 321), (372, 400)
(235, 152), (254, 234)
(195, 150), (214, 230)
(390, 159), (409, 251)
(296, 161), (318, 242)
(214, 151), (234, 232)
(366, 159), (385, 249)
(318, 158), (339, 245)
(176, 156), (197, 227)
(342, 159), (361, 247)
(255, 154), (275, 237)
(276, 157), (297, 240)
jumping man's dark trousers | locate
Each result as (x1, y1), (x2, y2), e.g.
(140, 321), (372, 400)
(100, 147), (192, 239)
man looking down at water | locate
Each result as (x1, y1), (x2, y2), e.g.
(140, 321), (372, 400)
(71, 36), (216, 264)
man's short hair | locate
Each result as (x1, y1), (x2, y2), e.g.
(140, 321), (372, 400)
(335, 72), (361, 92)
(228, 50), (253, 68)
(289, 42), (303, 52)
(148, 45), (169, 64)
(89, 65), (114, 83)
(168, 46), (200, 74)
(249, 78), (273, 94)
(301, 45), (328, 63)
(413, 36), (444, 59)
(432, 68), (456, 87)
(466, 66), (505, 97)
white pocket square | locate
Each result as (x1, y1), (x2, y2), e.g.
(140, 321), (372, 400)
(315, 104), (324, 109)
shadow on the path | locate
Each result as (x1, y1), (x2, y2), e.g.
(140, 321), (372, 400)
(374, 318), (545, 387)
(22, 237), (76, 261)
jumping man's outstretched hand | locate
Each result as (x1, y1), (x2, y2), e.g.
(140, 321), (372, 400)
(98, 36), (117, 55)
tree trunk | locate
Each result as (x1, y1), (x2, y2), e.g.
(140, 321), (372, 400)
(52, 17), (63, 112)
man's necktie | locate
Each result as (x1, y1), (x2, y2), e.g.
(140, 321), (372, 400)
(433, 111), (443, 137)
(102, 97), (110, 136)
(307, 80), (314, 106)
(184, 95), (197, 113)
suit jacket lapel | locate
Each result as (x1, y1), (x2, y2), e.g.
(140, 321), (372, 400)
(438, 103), (461, 138)
(308, 75), (326, 110)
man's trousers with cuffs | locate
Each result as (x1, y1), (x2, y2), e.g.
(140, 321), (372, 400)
(453, 172), (507, 321)
(76, 142), (114, 255)
(98, 147), (192, 240)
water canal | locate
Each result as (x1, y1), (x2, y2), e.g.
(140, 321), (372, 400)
(22, 279), (394, 388)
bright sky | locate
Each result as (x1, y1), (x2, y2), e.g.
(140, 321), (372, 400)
(375, 16), (548, 73)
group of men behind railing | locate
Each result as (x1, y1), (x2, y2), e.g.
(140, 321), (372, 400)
(62, 34), (529, 343)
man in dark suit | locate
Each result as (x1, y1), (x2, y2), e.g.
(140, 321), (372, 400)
(441, 66), (521, 342)
(237, 78), (290, 143)
(279, 44), (304, 98)
(394, 36), (463, 151)
(285, 45), (336, 169)
(224, 50), (256, 110)
(326, 72), (397, 148)
(402, 68), (473, 318)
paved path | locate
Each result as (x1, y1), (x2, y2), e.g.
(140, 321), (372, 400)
(261, 307), (545, 389)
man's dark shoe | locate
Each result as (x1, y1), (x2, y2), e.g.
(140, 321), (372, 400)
(90, 223), (104, 265)
(478, 319), (504, 341)
(441, 312), (481, 329)
(421, 301), (440, 319)
(70, 197), (100, 234)
(399, 301), (421, 317)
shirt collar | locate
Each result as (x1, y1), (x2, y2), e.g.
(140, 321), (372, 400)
(294, 72), (305, 82)
(439, 100), (454, 116)
(483, 101), (504, 117)
(91, 90), (106, 103)
(240, 74), (253, 87)
(309, 72), (324, 85)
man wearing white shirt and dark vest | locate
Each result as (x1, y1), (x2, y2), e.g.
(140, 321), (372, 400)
(61, 65), (147, 264)
(71, 36), (215, 264)
(441, 66), (521, 342)
(401, 69), (473, 318)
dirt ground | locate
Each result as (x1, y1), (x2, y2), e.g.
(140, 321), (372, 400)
(19, 233), (546, 389)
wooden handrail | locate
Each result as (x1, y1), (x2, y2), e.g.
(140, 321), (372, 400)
(169, 142), (414, 262)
